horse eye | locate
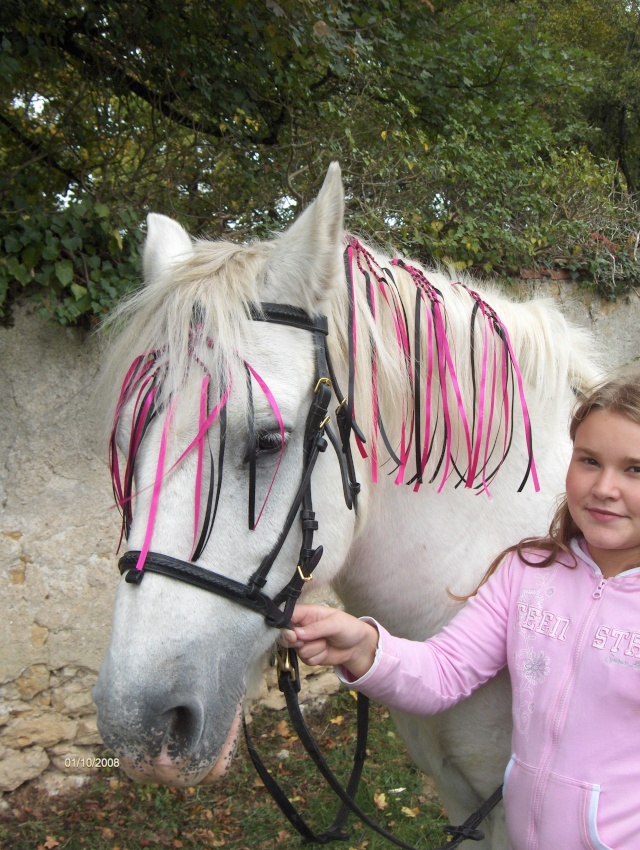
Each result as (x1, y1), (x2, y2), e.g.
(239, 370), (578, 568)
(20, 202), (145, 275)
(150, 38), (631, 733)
(256, 430), (285, 454)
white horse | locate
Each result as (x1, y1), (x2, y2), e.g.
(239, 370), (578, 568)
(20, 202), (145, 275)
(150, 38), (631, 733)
(94, 163), (601, 848)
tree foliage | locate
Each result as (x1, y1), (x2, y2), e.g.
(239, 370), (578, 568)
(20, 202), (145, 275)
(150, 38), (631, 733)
(1, 0), (639, 325)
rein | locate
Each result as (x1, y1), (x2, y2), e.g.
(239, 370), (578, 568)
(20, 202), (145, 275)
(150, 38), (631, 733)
(244, 645), (503, 849)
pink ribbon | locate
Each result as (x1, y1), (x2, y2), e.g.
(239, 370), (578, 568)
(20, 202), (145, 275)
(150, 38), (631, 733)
(244, 363), (286, 527)
(135, 398), (175, 571)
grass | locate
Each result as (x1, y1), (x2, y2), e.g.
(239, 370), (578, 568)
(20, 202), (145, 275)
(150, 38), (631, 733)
(0, 690), (448, 850)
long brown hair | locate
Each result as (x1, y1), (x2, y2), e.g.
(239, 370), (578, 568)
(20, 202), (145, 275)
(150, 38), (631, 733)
(460, 366), (640, 598)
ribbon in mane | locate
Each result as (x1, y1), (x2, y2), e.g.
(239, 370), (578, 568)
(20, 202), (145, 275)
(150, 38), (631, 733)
(343, 236), (538, 495)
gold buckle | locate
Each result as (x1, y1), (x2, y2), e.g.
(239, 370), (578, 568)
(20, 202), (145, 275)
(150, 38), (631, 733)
(314, 377), (333, 393)
(275, 645), (297, 682)
(319, 414), (330, 430)
(335, 397), (347, 414)
(297, 564), (314, 582)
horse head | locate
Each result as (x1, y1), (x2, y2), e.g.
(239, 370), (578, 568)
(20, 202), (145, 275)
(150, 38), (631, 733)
(93, 163), (364, 785)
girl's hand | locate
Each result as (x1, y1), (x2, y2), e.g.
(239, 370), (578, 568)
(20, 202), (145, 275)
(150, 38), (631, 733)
(280, 603), (379, 680)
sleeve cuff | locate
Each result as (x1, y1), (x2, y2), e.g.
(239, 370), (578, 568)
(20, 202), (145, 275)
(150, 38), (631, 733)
(335, 617), (383, 686)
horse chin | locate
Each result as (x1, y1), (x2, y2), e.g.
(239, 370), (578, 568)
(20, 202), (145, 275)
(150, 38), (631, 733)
(119, 702), (243, 787)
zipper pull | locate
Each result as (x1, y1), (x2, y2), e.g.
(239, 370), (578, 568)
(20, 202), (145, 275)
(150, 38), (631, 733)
(593, 579), (606, 599)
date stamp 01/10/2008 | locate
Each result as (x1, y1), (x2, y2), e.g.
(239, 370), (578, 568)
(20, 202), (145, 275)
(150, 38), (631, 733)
(62, 757), (120, 769)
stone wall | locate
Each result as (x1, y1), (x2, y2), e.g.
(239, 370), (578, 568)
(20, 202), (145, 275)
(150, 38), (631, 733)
(1, 283), (638, 797)
(0, 311), (119, 795)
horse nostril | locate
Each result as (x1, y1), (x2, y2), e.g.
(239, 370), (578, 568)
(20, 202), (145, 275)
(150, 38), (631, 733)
(163, 702), (205, 759)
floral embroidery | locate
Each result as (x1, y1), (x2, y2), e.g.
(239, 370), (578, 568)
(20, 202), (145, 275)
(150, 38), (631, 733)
(518, 649), (551, 685)
(512, 564), (558, 738)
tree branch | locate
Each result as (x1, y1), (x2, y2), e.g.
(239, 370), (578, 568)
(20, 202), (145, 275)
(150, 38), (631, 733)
(58, 23), (287, 146)
(0, 110), (86, 188)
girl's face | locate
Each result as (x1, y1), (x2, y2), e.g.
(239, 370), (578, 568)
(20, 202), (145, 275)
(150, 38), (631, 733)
(566, 409), (640, 577)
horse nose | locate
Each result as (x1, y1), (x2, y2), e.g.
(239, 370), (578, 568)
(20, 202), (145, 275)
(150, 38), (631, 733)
(93, 682), (206, 760)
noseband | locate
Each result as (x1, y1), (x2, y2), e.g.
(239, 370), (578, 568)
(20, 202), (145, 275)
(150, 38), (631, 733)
(118, 301), (362, 629)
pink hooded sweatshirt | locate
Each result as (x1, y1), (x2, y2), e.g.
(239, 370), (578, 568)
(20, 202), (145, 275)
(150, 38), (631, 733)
(342, 538), (640, 850)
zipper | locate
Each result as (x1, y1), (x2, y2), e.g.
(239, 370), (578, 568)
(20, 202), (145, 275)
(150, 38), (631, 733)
(528, 580), (605, 850)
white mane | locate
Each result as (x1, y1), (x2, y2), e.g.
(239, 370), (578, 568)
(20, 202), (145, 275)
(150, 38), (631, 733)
(99, 239), (272, 418)
(327, 240), (601, 487)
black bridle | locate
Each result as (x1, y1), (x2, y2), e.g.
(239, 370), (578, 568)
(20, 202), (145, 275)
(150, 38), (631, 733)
(115, 298), (501, 848)
(118, 301), (361, 627)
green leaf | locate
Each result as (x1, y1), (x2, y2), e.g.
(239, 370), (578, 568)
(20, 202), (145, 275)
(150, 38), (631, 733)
(42, 239), (60, 261)
(110, 229), (123, 250)
(4, 234), (22, 253)
(6, 256), (32, 286)
(62, 235), (83, 252)
(54, 260), (74, 287)
(70, 283), (88, 300)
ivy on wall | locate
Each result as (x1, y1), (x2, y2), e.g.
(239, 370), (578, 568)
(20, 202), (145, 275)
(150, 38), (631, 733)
(1, 193), (143, 326)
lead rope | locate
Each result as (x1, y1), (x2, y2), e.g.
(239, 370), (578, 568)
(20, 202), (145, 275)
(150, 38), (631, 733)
(244, 647), (503, 848)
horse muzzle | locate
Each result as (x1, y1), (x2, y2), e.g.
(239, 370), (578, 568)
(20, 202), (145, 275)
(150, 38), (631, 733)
(113, 702), (243, 786)
(93, 671), (244, 787)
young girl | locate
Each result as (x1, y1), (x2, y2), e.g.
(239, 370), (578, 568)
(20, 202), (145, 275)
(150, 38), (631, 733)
(281, 370), (640, 850)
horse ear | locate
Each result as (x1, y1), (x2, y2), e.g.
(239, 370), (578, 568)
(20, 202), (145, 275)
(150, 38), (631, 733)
(143, 213), (194, 286)
(266, 162), (344, 311)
